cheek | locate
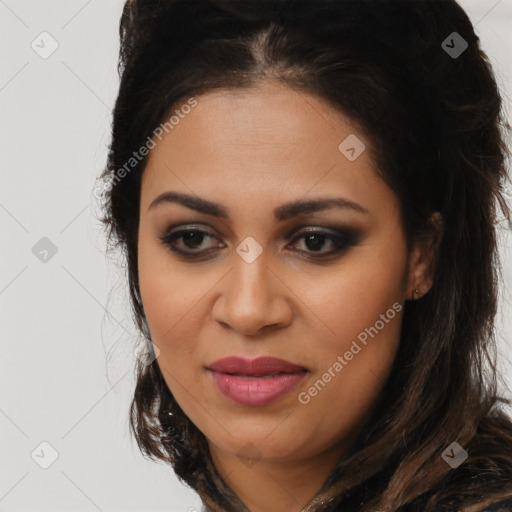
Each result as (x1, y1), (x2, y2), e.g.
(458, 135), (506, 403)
(137, 247), (225, 389)
(293, 246), (406, 350)
(137, 268), (208, 400)
(304, 272), (402, 396)
(139, 272), (205, 350)
(293, 243), (406, 410)
(296, 284), (403, 450)
(138, 236), (195, 353)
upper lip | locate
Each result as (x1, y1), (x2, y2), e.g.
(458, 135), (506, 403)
(207, 356), (308, 375)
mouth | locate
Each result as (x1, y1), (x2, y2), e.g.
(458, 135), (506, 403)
(219, 372), (303, 379)
(205, 356), (308, 406)
(206, 355), (308, 375)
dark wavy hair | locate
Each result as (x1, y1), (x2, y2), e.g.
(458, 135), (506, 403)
(97, 1), (512, 510)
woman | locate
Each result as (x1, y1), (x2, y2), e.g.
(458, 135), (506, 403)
(98, 0), (512, 510)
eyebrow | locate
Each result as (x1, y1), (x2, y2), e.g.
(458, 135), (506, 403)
(148, 191), (369, 220)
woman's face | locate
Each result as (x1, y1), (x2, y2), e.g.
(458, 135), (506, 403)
(138, 81), (418, 467)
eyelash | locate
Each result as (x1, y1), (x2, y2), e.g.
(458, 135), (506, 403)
(158, 225), (360, 260)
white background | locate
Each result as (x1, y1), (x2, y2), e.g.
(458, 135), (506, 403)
(1, 1), (511, 511)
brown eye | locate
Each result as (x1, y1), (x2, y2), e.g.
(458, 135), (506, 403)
(160, 228), (222, 255)
(159, 225), (360, 260)
(287, 229), (359, 257)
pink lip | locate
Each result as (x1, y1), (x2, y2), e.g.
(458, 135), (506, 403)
(207, 356), (307, 375)
(206, 356), (308, 406)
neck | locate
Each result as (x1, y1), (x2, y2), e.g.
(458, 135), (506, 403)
(207, 437), (351, 512)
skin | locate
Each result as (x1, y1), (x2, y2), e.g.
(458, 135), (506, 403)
(137, 80), (438, 512)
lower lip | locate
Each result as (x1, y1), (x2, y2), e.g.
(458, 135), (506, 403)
(209, 370), (307, 406)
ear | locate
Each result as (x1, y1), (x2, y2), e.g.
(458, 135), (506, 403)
(405, 212), (443, 301)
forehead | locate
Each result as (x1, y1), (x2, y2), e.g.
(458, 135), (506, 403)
(140, 81), (397, 219)
(154, 82), (364, 161)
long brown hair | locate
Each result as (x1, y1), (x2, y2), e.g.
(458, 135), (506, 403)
(98, 1), (512, 510)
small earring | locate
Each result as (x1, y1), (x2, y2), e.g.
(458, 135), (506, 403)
(414, 286), (421, 300)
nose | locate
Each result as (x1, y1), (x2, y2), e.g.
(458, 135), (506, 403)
(211, 255), (293, 337)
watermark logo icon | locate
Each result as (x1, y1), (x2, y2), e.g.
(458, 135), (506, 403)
(31, 31), (59, 59)
(441, 441), (468, 468)
(31, 441), (59, 469)
(442, 32), (468, 59)
(236, 237), (263, 264)
(134, 340), (160, 366)
(338, 134), (366, 162)
(236, 442), (262, 468)
(32, 237), (58, 263)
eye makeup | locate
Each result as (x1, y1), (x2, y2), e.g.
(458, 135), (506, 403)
(158, 223), (363, 261)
